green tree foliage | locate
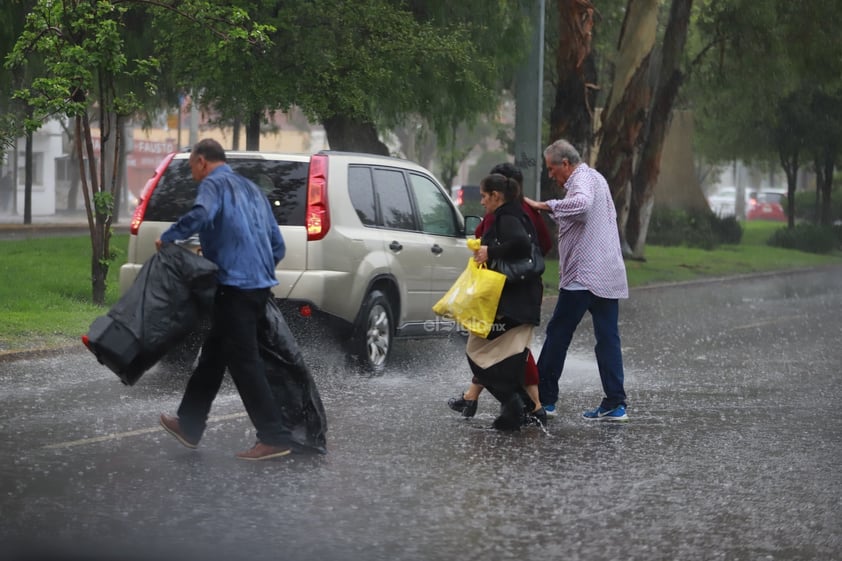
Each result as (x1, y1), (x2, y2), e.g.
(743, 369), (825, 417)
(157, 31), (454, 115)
(153, 0), (530, 155)
(690, 0), (842, 226)
(0, 0), (37, 151)
(5, 0), (270, 304)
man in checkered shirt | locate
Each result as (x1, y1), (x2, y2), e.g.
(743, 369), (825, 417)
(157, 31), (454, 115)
(524, 139), (630, 422)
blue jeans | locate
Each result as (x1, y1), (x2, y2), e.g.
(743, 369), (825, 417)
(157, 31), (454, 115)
(537, 289), (627, 409)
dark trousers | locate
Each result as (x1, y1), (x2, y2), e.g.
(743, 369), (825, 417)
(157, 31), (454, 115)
(177, 286), (291, 446)
(468, 349), (531, 429)
(537, 289), (626, 409)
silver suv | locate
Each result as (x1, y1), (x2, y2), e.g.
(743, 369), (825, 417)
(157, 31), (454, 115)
(120, 150), (474, 371)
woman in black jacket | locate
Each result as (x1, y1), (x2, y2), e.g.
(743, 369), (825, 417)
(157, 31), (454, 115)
(466, 173), (544, 430)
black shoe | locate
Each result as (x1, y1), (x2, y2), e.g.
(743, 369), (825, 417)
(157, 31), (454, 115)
(492, 414), (522, 431)
(523, 407), (547, 427)
(493, 394), (526, 431)
(447, 395), (478, 418)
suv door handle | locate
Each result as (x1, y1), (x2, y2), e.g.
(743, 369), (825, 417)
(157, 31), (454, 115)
(389, 241), (403, 252)
(431, 244), (443, 255)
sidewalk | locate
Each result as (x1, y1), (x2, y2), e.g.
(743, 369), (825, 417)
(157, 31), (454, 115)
(0, 209), (130, 238)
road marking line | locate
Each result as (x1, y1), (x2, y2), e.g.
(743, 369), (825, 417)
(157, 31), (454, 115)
(42, 412), (248, 450)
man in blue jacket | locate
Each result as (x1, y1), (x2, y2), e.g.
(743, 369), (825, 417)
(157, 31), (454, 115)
(156, 138), (292, 460)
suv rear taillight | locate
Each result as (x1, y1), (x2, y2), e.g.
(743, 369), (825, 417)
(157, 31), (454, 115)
(456, 189), (464, 206)
(306, 153), (330, 241)
(130, 152), (177, 235)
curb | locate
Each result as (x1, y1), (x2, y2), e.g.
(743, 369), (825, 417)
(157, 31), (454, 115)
(629, 263), (842, 291)
(0, 344), (80, 363)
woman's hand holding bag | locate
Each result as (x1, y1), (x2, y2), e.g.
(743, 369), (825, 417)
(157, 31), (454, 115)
(432, 254), (506, 339)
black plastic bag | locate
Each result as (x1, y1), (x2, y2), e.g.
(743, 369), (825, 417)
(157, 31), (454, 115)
(259, 298), (328, 454)
(84, 244), (218, 385)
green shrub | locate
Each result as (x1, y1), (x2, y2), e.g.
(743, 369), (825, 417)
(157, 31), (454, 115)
(711, 215), (743, 245)
(647, 208), (688, 247)
(648, 208), (742, 249)
(767, 224), (838, 254)
(793, 188), (842, 224)
(684, 210), (718, 250)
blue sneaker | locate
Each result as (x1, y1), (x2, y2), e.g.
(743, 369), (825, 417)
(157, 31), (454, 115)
(542, 404), (557, 419)
(582, 404), (628, 422)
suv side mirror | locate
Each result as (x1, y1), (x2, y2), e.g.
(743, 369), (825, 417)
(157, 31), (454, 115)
(464, 215), (482, 236)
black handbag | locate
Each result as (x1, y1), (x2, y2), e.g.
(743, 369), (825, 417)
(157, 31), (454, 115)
(493, 241), (545, 282)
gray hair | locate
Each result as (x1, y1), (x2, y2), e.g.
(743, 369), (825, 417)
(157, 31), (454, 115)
(543, 139), (582, 166)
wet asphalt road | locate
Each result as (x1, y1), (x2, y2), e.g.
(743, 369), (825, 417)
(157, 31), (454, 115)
(1, 266), (841, 561)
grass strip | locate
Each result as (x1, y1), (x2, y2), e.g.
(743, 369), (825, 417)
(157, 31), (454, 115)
(1, 223), (840, 354)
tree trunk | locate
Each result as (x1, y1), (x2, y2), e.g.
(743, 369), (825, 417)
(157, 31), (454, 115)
(594, 0), (659, 249)
(626, 0), (693, 258)
(76, 111), (106, 306)
(322, 115), (390, 155)
(65, 126), (81, 211)
(67, 145), (81, 211)
(594, 57), (651, 222)
(548, 0), (598, 154)
(24, 128), (32, 225)
(779, 148), (799, 229)
(102, 110), (123, 222)
(232, 117), (241, 150)
(246, 111), (261, 151)
(816, 149), (835, 226)
(115, 116), (127, 222)
(653, 112), (710, 214)
(601, 0), (659, 118)
(91, 104), (117, 305)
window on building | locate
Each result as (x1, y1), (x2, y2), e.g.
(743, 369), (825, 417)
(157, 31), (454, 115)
(18, 152), (44, 186)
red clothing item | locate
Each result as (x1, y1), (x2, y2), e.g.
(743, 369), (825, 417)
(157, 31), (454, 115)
(473, 349), (539, 385)
(475, 200), (553, 256)
(524, 349), (539, 386)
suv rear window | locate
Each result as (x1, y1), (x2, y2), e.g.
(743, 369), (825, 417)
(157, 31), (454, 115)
(144, 158), (309, 226)
(755, 193), (785, 204)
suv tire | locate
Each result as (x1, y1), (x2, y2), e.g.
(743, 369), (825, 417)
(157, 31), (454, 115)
(350, 290), (393, 373)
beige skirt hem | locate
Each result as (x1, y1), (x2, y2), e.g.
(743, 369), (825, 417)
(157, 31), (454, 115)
(465, 324), (534, 370)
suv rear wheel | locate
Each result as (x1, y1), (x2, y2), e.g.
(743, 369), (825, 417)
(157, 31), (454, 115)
(350, 290), (393, 373)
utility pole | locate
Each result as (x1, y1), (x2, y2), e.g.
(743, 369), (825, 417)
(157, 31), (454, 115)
(189, 91), (199, 148)
(514, 0), (545, 200)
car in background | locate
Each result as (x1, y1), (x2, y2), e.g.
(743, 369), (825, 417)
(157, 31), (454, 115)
(450, 184), (484, 219)
(746, 190), (787, 222)
(122, 150), (473, 371)
(707, 186), (744, 218)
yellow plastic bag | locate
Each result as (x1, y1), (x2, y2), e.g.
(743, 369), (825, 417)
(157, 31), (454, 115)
(433, 257), (506, 338)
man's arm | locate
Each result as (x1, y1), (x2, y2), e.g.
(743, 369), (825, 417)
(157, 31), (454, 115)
(156, 180), (217, 249)
(523, 197), (551, 212)
(162, 206), (209, 241)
